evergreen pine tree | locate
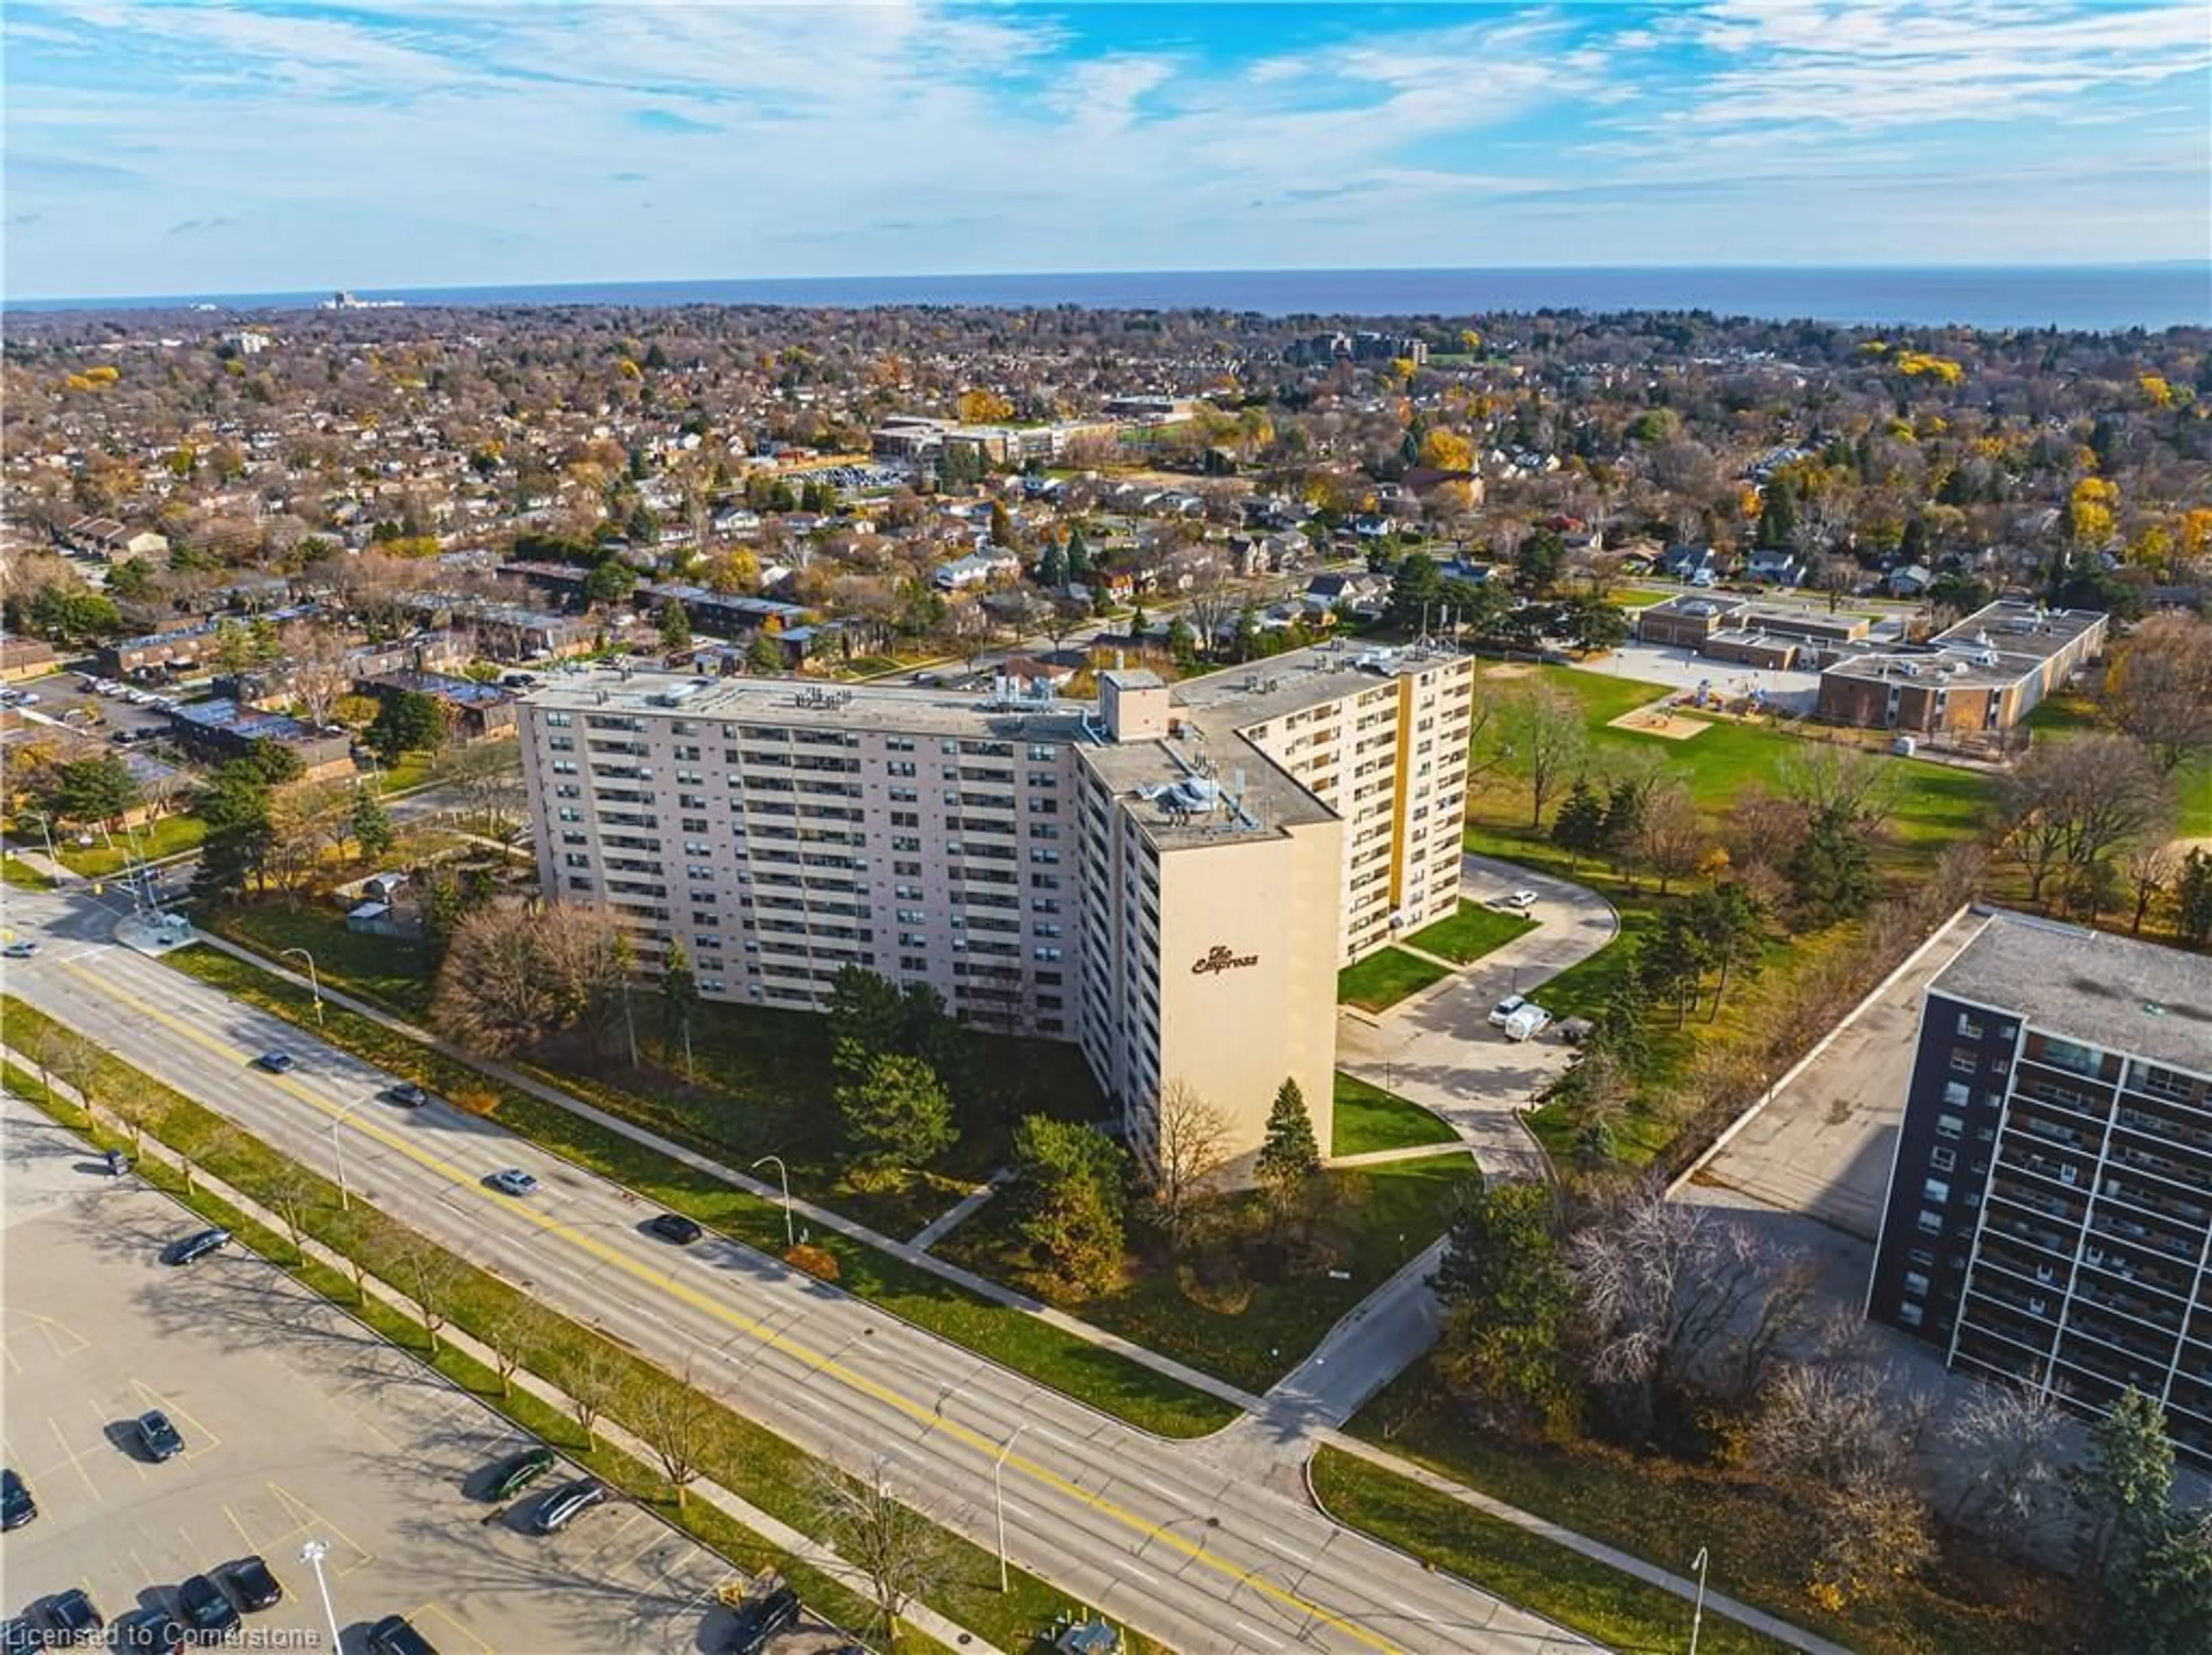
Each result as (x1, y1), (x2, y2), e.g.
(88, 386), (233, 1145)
(1550, 778), (1607, 868)
(1255, 1078), (1321, 1209)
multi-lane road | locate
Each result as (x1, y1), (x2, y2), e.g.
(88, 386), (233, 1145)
(2, 884), (1588, 1655)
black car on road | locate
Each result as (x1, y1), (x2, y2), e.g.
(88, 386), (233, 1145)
(176, 1575), (238, 1637)
(1, 1468), (34, 1530)
(165, 1228), (230, 1266)
(724, 1585), (800, 1654)
(222, 1556), (282, 1611)
(366, 1614), (440, 1655)
(646, 1211), (702, 1245)
(384, 1082), (430, 1108)
(252, 1051), (295, 1074)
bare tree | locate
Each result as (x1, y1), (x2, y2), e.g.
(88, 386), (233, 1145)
(634, 1355), (713, 1508)
(1147, 1080), (1233, 1248)
(430, 900), (630, 1058)
(266, 1168), (319, 1264)
(2122, 838), (2180, 936)
(2103, 611), (2212, 774)
(394, 1240), (468, 1356)
(1635, 780), (1704, 896)
(449, 743), (528, 841)
(806, 1459), (956, 1648)
(1943, 1377), (2069, 1540)
(1999, 734), (2171, 908)
(47, 1027), (105, 1119)
(483, 1303), (546, 1399)
(1505, 682), (1589, 829)
(563, 1339), (626, 1449)
(282, 621), (354, 729)
(1777, 744), (1899, 835)
(1566, 1181), (1811, 1427)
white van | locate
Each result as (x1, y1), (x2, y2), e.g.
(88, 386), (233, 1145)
(1502, 1003), (1553, 1043)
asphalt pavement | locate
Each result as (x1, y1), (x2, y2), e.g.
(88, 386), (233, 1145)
(3, 881), (1590, 1655)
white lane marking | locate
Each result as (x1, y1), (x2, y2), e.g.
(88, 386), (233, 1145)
(1255, 1533), (1316, 1567)
(1234, 1621), (1286, 1650)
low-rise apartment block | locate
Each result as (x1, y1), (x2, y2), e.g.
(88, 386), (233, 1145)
(1868, 911), (2212, 1465)
(1817, 600), (2108, 737)
(515, 642), (1476, 1165)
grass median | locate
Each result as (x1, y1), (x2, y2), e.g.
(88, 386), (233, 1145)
(1331, 1071), (1458, 1157)
(1, 1002), (1168, 1655)
(161, 942), (1239, 1440)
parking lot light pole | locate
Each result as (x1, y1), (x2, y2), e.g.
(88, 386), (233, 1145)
(1688, 1546), (1709, 1655)
(994, 1420), (1031, 1593)
(281, 946), (324, 1026)
(330, 1097), (368, 1210)
(752, 1154), (794, 1251)
(300, 1539), (342, 1652)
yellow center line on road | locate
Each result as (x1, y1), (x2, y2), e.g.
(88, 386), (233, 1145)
(61, 959), (1406, 1655)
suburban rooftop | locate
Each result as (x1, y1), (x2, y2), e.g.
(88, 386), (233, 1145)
(1933, 909), (2212, 1079)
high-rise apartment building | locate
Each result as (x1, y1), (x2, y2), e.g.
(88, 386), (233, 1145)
(1867, 910), (2212, 1465)
(515, 642), (1476, 1166)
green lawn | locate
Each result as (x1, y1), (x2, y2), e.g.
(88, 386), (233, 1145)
(158, 943), (1238, 1440)
(1344, 1361), (2072, 1655)
(2027, 691), (2212, 837)
(58, 813), (206, 877)
(1310, 1449), (1796, 1655)
(1336, 946), (1452, 1012)
(1404, 899), (1536, 964)
(940, 1153), (1482, 1395)
(1331, 1071), (1458, 1157)
(1, 854), (54, 891)
(213, 904), (436, 1018)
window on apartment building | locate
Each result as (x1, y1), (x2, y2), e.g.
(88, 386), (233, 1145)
(1028, 744), (1056, 762)
(895, 860), (922, 877)
(1942, 1080), (1971, 1109)
(1898, 1303), (1925, 1329)
(1028, 798), (1058, 815)
(1916, 1209), (1943, 1235)
(681, 818), (709, 834)
(551, 760), (578, 775)
(548, 735), (575, 752)
(1923, 1177), (1950, 1204)
(557, 807), (583, 823)
(1949, 1049), (1980, 1075)
(1930, 1147), (1957, 1172)
(891, 811), (919, 828)
(1033, 946), (1062, 963)
(564, 853), (591, 868)
(1903, 1271), (1931, 1298)
(1936, 1112), (1964, 1139)
(683, 840), (710, 855)
(1956, 1012), (1985, 1039)
(1908, 1247), (1936, 1269)
(546, 711), (572, 727)
(567, 876), (593, 892)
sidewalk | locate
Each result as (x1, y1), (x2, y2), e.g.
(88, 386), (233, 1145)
(190, 930), (1272, 1420)
(3, 1051), (1004, 1655)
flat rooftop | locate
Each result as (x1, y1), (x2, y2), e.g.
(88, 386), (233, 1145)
(524, 665), (1093, 743)
(1170, 639), (1467, 734)
(1933, 910), (2212, 1079)
(1077, 729), (1332, 851)
(1823, 601), (2106, 690)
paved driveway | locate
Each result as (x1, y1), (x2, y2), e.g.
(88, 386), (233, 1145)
(1335, 854), (1619, 1177)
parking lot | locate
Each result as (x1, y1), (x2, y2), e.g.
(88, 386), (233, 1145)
(7, 671), (182, 744)
(1, 1092), (744, 1654)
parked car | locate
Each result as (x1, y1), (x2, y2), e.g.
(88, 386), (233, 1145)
(136, 1409), (185, 1461)
(1486, 993), (1527, 1028)
(3, 941), (39, 959)
(176, 1574), (239, 1637)
(484, 1447), (556, 1502)
(383, 1082), (430, 1108)
(252, 1051), (294, 1074)
(531, 1477), (607, 1534)
(486, 1168), (539, 1197)
(1495, 889), (1540, 912)
(1, 1468), (35, 1529)
(117, 1612), (185, 1653)
(724, 1585), (801, 1655)
(166, 1227), (231, 1266)
(1502, 1003), (1553, 1043)
(41, 1589), (103, 1638)
(646, 1212), (702, 1245)
(366, 1614), (440, 1655)
(221, 1556), (283, 1612)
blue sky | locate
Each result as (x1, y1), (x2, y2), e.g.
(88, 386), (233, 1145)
(6, 1), (2208, 298)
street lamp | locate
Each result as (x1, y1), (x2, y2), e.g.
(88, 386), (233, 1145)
(17, 809), (58, 866)
(1688, 1546), (1709, 1655)
(752, 1155), (794, 1251)
(281, 946), (324, 1026)
(299, 1539), (342, 1652)
(329, 1096), (368, 1211)
(993, 1420), (1031, 1593)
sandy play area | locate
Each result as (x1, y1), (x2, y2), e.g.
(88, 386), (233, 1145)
(1608, 704), (1712, 740)
(1482, 662), (1537, 680)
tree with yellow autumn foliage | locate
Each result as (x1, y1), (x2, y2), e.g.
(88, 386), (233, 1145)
(1417, 428), (1474, 472)
(955, 388), (1013, 423)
